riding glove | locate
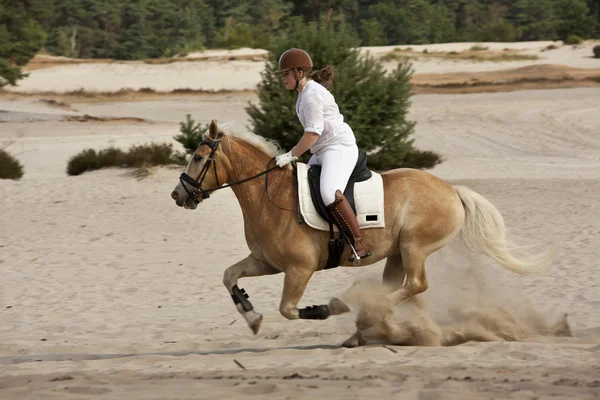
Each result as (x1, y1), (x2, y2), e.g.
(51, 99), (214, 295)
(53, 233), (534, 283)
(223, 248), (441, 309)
(275, 150), (298, 168)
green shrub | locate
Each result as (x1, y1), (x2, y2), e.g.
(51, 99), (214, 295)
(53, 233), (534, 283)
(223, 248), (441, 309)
(67, 143), (179, 176)
(125, 143), (175, 167)
(470, 44), (489, 51)
(68, 148), (115, 176)
(0, 149), (24, 180)
(566, 34), (583, 45)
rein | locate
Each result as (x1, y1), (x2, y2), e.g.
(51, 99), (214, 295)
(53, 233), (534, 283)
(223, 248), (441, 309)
(179, 133), (297, 212)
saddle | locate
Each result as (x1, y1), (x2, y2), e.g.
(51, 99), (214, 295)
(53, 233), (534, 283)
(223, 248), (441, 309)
(307, 151), (372, 224)
(302, 151), (376, 269)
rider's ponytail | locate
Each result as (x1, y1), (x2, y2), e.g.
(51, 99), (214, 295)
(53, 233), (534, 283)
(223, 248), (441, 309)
(310, 65), (336, 90)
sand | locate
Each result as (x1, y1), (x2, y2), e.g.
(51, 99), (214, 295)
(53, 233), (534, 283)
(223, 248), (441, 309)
(7, 41), (600, 94)
(1, 41), (599, 399)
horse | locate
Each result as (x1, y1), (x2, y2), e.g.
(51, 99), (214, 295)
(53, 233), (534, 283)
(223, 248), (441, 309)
(170, 120), (551, 347)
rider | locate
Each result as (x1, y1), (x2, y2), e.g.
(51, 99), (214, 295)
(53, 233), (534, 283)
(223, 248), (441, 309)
(274, 48), (371, 260)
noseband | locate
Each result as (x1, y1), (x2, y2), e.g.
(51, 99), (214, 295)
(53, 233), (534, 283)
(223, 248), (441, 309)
(178, 132), (286, 206)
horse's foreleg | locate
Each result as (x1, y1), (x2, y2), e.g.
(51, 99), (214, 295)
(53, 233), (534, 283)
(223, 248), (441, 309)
(223, 255), (281, 335)
(279, 266), (332, 320)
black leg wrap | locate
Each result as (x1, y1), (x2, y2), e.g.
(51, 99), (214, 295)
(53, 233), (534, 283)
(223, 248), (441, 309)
(298, 304), (329, 320)
(231, 285), (253, 312)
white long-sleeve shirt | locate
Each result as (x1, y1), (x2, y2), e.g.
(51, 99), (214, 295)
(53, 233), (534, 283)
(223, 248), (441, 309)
(295, 80), (356, 155)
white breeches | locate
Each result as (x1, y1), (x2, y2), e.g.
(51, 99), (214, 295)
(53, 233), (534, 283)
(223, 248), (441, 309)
(308, 143), (359, 205)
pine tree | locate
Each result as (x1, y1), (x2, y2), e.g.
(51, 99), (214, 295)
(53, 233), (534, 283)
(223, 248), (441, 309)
(554, 0), (594, 40)
(0, 0), (46, 87)
(512, 0), (557, 40)
(246, 18), (441, 171)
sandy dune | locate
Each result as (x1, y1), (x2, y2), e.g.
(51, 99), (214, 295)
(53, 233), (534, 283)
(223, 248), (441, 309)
(6, 41), (600, 94)
(1, 41), (600, 398)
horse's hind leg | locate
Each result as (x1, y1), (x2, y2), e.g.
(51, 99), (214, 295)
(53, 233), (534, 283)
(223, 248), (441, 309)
(343, 254), (404, 348)
(383, 254), (406, 291)
(223, 255), (281, 335)
(386, 245), (428, 305)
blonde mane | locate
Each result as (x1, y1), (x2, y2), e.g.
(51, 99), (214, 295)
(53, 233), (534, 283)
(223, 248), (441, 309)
(203, 125), (282, 158)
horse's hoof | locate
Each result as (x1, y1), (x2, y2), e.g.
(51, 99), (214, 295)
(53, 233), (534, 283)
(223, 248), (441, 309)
(342, 332), (367, 348)
(328, 297), (351, 315)
(248, 313), (263, 335)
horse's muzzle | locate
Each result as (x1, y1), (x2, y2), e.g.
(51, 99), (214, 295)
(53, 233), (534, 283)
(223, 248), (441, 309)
(171, 190), (185, 207)
(172, 187), (200, 210)
(184, 197), (198, 209)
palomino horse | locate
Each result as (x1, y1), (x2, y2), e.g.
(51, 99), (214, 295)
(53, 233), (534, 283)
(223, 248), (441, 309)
(171, 121), (551, 347)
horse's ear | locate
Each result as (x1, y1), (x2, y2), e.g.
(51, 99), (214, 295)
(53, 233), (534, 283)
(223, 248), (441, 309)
(209, 120), (219, 139)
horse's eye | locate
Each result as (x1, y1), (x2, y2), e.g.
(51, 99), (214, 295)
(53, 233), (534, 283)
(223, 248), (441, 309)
(194, 155), (203, 162)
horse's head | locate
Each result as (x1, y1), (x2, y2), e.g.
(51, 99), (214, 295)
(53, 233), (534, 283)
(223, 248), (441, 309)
(171, 120), (229, 210)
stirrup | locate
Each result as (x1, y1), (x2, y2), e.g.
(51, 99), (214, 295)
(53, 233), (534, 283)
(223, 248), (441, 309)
(348, 243), (372, 266)
(348, 243), (362, 265)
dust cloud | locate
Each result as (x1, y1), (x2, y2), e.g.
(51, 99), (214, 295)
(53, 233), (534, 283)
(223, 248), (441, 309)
(340, 244), (571, 346)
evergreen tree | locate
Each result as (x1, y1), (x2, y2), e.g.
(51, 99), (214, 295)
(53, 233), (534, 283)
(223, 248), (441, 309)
(512, 0), (557, 40)
(554, 0), (594, 40)
(475, 3), (518, 42)
(359, 18), (387, 45)
(588, 0), (600, 36)
(118, 0), (154, 59)
(365, 1), (455, 45)
(212, 0), (293, 49)
(0, 0), (46, 87)
(246, 18), (441, 171)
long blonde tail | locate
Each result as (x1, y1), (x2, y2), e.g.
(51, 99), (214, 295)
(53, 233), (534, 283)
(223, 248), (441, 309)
(453, 185), (552, 276)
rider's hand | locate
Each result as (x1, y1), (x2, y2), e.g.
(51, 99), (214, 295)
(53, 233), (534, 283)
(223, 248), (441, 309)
(275, 150), (298, 168)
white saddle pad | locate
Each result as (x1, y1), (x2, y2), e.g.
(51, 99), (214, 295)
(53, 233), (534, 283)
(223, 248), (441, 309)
(296, 162), (386, 232)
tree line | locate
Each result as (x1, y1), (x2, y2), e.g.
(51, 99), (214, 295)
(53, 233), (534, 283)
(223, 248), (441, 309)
(3, 1), (600, 60)
(2, 0), (599, 86)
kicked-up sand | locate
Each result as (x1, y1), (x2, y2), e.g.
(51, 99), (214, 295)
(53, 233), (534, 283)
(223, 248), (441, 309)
(0, 41), (599, 399)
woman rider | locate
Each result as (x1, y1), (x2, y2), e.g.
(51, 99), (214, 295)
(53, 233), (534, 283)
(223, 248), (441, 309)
(274, 48), (371, 261)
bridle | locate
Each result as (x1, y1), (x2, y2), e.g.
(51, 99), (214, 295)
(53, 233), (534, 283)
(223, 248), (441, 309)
(179, 133), (225, 201)
(178, 132), (294, 212)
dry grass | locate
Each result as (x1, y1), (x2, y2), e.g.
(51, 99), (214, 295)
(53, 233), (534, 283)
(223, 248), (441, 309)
(541, 44), (561, 52)
(142, 54), (267, 65)
(0, 87), (254, 104)
(64, 114), (153, 124)
(23, 53), (267, 72)
(38, 98), (73, 110)
(383, 47), (540, 63)
(23, 56), (118, 72)
(411, 64), (600, 94)
(469, 44), (489, 51)
(412, 79), (600, 94)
